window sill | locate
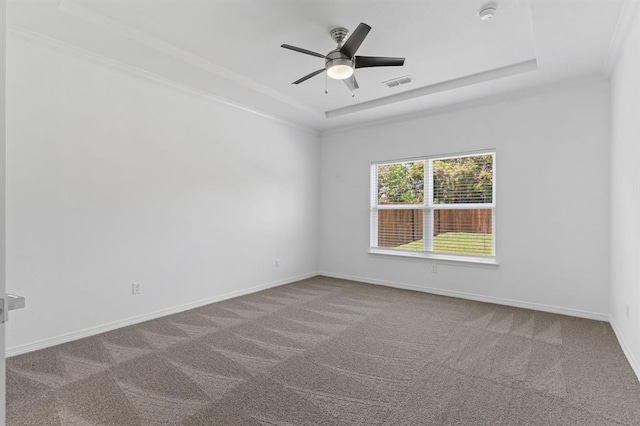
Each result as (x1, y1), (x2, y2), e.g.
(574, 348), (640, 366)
(368, 248), (499, 267)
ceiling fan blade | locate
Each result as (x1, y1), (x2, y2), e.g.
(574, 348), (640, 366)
(343, 74), (359, 91)
(340, 23), (371, 58)
(292, 69), (325, 84)
(355, 56), (405, 68)
(281, 44), (326, 58)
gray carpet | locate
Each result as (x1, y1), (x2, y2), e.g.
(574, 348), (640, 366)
(6, 276), (640, 425)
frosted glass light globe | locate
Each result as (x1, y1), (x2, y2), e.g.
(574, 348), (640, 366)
(327, 64), (354, 79)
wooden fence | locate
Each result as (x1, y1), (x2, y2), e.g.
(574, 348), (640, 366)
(378, 208), (492, 247)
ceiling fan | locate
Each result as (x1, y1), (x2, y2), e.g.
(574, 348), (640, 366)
(281, 23), (405, 91)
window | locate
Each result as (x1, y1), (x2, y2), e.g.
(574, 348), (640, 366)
(370, 151), (495, 263)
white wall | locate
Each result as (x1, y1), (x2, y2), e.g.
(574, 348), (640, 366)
(319, 83), (611, 318)
(5, 33), (320, 352)
(0, 0), (6, 419)
(610, 4), (640, 375)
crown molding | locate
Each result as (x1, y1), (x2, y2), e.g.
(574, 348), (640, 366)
(325, 59), (538, 119)
(8, 25), (319, 136)
(321, 74), (607, 137)
(58, 0), (319, 117)
(603, 0), (639, 77)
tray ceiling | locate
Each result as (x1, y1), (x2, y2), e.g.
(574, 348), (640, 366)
(7, 0), (626, 131)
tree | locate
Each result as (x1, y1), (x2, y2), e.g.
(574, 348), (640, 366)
(433, 155), (493, 204)
(377, 161), (424, 204)
(377, 155), (492, 205)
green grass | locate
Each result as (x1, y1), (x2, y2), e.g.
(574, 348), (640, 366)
(397, 232), (493, 256)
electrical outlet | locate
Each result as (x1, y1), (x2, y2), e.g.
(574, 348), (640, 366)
(274, 259), (280, 268)
(132, 282), (141, 295)
(626, 304), (630, 319)
(431, 264), (438, 274)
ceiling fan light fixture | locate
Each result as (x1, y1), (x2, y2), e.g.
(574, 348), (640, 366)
(325, 53), (354, 80)
(327, 63), (354, 80)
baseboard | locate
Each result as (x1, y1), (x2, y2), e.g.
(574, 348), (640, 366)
(5, 272), (317, 358)
(6, 270), (614, 357)
(609, 316), (640, 381)
(318, 271), (609, 322)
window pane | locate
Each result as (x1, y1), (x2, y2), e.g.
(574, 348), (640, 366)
(378, 209), (423, 250)
(377, 161), (424, 204)
(433, 209), (493, 256)
(433, 155), (493, 204)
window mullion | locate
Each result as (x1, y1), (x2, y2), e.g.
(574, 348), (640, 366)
(430, 203), (495, 210)
(377, 204), (425, 210)
(424, 159), (434, 252)
(370, 164), (378, 248)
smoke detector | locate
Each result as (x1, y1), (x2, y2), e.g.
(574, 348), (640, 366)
(478, 3), (497, 20)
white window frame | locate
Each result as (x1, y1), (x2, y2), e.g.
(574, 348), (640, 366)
(370, 150), (497, 265)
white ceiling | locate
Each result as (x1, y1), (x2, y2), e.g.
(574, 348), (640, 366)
(7, 0), (626, 131)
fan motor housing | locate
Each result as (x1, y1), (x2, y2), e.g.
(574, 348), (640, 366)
(325, 50), (354, 70)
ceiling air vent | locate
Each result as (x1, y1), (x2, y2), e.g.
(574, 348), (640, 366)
(383, 75), (412, 88)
